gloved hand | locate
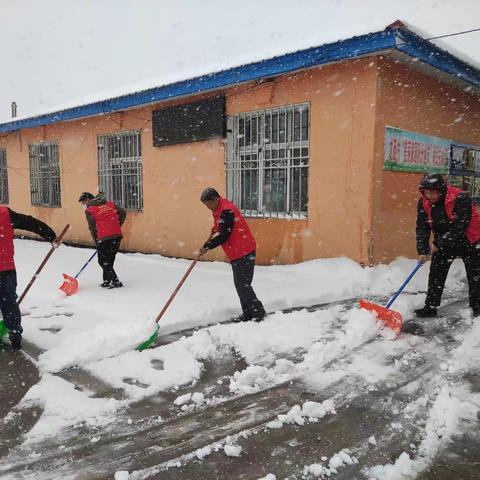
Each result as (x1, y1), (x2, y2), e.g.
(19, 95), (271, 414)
(418, 254), (430, 264)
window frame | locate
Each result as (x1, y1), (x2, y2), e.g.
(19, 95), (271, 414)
(226, 102), (310, 219)
(0, 148), (8, 204)
(97, 130), (143, 212)
(29, 141), (61, 208)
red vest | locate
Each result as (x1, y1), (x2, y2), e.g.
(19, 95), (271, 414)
(0, 207), (15, 272)
(86, 201), (122, 240)
(422, 186), (480, 244)
(212, 198), (256, 261)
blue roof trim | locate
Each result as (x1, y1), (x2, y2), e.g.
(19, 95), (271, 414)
(0, 30), (396, 134)
(1, 25), (479, 134)
(394, 27), (480, 88)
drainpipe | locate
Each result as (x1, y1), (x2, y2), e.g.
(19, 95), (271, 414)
(11, 102), (17, 118)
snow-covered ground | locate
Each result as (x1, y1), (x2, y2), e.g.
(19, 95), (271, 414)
(17, 238), (461, 375)
(2, 238), (480, 480)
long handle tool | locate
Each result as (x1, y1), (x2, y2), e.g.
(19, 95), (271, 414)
(136, 258), (198, 351)
(359, 261), (423, 338)
(1, 224), (70, 337)
(59, 251), (98, 296)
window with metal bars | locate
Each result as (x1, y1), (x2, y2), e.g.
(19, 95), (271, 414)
(226, 103), (309, 218)
(0, 149), (8, 204)
(97, 130), (143, 211)
(29, 141), (61, 207)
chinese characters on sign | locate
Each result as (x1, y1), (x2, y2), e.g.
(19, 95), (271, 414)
(384, 127), (450, 173)
(384, 126), (480, 200)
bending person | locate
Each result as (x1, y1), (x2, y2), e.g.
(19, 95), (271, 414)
(415, 173), (480, 318)
(0, 207), (57, 350)
(79, 192), (127, 289)
(198, 187), (266, 322)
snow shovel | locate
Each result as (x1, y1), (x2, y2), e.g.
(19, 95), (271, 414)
(0, 224), (70, 338)
(136, 257), (199, 351)
(59, 251), (97, 296)
(359, 261), (423, 337)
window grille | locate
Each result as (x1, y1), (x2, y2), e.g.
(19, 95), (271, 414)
(0, 149), (8, 204)
(97, 130), (143, 211)
(226, 103), (309, 218)
(29, 141), (61, 207)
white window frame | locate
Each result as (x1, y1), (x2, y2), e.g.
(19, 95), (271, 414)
(226, 103), (309, 219)
(97, 130), (143, 211)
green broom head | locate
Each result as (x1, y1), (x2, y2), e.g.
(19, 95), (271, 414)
(136, 324), (160, 352)
(0, 320), (7, 338)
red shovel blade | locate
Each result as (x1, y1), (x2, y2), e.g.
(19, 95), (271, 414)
(359, 299), (403, 338)
(59, 274), (79, 296)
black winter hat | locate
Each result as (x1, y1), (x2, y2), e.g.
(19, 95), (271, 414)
(200, 187), (220, 202)
(78, 192), (94, 202)
(419, 174), (446, 193)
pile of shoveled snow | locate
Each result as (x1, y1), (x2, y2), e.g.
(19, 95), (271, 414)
(266, 400), (336, 429)
(303, 448), (358, 478)
(229, 360), (298, 394)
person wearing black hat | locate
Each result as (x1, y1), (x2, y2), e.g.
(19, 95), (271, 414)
(198, 187), (266, 322)
(415, 173), (480, 318)
(78, 192), (127, 288)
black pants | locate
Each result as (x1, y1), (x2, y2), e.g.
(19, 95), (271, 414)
(426, 242), (480, 310)
(97, 238), (121, 282)
(0, 271), (22, 339)
(231, 250), (266, 320)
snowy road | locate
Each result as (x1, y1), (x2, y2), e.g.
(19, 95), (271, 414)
(0, 240), (479, 479)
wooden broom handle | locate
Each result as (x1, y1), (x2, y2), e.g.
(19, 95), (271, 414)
(155, 258), (198, 324)
(17, 224), (70, 305)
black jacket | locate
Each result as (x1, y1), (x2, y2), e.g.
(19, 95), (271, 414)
(1, 209), (57, 276)
(9, 209), (57, 242)
(416, 192), (472, 255)
(203, 210), (234, 250)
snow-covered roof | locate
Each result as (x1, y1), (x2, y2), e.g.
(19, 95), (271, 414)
(1, 21), (479, 134)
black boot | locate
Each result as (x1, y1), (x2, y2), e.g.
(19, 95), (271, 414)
(414, 305), (437, 318)
(100, 281), (111, 288)
(250, 301), (266, 323)
(9, 333), (22, 351)
(109, 280), (123, 289)
(252, 312), (267, 322)
(472, 307), (480, 318)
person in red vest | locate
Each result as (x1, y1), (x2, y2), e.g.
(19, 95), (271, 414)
(198, 187), (266, 322)
(415, 173), (480, 318)
(0, 207), (57, 350)
(78, 192), (127, 288)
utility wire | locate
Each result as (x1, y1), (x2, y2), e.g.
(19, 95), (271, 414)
(396, 27), (480, 47)
(426, 27), (480, 41)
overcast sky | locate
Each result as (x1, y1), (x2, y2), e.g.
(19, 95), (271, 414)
(0, 0), (479, 122)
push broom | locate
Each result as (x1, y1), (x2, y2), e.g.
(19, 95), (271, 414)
(359, 261), (423, 338)
(0, 225), (69, 339)
(136, 257), (198, 351)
